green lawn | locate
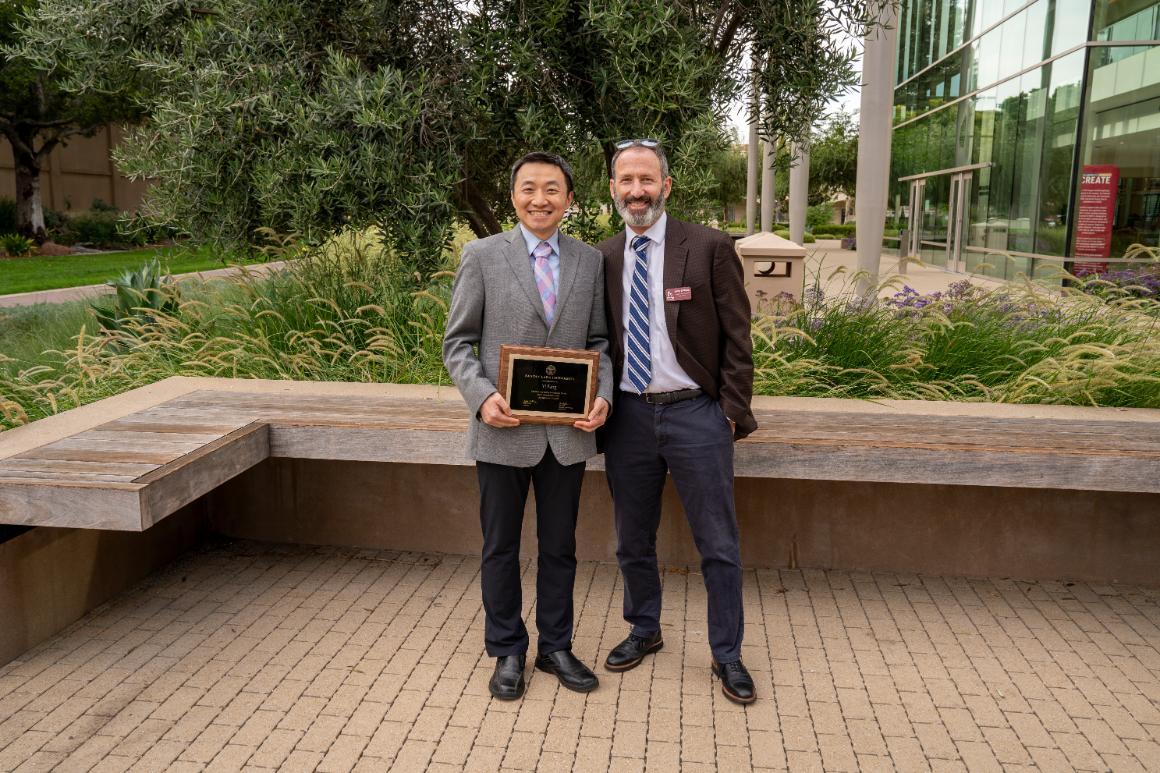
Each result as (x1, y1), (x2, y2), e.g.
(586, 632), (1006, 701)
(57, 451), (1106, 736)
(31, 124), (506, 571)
(0, 245), (262, 295)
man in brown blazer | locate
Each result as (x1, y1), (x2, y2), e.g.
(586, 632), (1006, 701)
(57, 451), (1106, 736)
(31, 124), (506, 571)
(597, 139), (758, 704)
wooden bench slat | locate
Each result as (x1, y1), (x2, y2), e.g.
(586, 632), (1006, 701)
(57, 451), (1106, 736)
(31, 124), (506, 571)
(12, 448), (181, 465)
(3, 385), (1157, 532)
(0, 459), (157, 476)
(0, 469), (139, 483)
(96, 419), (247, 434)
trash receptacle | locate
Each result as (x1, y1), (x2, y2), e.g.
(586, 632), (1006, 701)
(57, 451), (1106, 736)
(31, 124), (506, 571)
(734, 231), (807, 312)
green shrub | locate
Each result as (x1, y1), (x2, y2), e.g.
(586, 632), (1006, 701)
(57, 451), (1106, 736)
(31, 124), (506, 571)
(56, 210), (121, 247)
(0, 198), (16, 234)
(811, 223), (856, 237)
(43, 208), (67, 237)
(772, 228), (815, 244)
(0, 234), (35, 257)
(806, 202), (833, 230)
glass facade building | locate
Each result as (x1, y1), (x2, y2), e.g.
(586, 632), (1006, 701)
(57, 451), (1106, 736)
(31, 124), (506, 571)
(890, 0), (1160, 278)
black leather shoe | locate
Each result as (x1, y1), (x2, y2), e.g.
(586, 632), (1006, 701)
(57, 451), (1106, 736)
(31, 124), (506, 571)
(535, 650), (599, 693)
(489, 654), (526, 700)
(604, 630), (664, 672)
(712, 658), (756, 704)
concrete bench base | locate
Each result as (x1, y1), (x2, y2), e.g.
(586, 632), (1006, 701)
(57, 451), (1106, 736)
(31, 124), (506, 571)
(207, 458), (1160, 586)
(0, 502), (207, 667)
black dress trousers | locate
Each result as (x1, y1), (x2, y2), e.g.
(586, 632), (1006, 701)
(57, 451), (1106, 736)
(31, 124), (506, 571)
(604, 392), (744, 663)
(476, 448), (586, 657)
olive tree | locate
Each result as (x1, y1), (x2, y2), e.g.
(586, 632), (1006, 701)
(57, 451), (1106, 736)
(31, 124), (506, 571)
(11, 0), (887, 276)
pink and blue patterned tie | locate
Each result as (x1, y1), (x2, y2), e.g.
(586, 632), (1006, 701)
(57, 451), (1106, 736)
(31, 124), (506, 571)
(532, 241), (556, 325)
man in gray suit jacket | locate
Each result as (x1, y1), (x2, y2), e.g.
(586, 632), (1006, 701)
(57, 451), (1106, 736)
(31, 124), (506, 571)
(443, 152), (613, 700)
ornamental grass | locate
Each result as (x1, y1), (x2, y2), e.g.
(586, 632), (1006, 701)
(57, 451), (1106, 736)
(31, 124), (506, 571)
(752, 264), (1160, 407)
(0, 234), (451, 429)
(2, 242), (1159, 431)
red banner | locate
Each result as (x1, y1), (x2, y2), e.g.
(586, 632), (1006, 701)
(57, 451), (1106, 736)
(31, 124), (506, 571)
(1072, 164), (1119, 275)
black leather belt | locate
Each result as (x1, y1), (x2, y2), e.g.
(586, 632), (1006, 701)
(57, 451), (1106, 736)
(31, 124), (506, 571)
(626, 388), (703, 405)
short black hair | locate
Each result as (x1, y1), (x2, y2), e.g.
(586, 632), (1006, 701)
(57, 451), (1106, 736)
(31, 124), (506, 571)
(510, 152), (575, 194)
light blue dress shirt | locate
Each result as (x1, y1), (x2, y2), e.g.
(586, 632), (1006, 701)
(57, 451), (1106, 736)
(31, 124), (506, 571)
(518, 224), (560, 301)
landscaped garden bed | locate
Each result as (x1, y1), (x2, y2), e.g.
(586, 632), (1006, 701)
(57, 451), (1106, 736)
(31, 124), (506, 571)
(2, 238), (1158, 432)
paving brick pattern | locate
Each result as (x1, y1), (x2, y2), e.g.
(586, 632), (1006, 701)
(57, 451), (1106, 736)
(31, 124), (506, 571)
(0, 540), (1158, 772)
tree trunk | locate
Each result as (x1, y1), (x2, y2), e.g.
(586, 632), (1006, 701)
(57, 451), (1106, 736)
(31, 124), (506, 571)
(455, 178), (503, 239)
(13, 152), (46, 243)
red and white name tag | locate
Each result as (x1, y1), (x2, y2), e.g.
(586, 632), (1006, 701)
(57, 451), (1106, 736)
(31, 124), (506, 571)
(664, 286), (692, 302)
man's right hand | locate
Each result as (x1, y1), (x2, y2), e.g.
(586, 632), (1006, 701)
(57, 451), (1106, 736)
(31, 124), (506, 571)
(480, 392), (520, 428)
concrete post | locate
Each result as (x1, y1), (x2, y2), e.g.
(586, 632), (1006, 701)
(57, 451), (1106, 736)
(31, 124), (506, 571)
(747, 109), (759, 235)
(789, 144), (809, 245)
(761, 139), (775, 233)
(855, 4), (899, 298)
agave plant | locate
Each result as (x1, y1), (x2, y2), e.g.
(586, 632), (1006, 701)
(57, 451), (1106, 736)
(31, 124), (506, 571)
(91, 258), (179, 335)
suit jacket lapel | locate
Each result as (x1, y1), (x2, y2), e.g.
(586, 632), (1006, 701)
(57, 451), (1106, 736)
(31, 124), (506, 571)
(551, 234), (581, 334)
(504, 228), (549, 327)
(605, 231), (627, 346)
(662, 218), (688, 352)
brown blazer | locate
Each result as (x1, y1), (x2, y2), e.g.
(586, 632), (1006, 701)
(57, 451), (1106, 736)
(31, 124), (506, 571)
(598, 217), (757, 439)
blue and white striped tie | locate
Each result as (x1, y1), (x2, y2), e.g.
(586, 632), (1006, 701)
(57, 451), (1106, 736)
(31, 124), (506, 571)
(626, 235), (652, 393)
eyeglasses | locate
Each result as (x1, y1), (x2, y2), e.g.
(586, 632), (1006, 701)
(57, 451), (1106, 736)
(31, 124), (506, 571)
(614, 138), (661, 150)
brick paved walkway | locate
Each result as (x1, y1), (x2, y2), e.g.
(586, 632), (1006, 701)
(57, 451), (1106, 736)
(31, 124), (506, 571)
(0, 540), (1158, 772)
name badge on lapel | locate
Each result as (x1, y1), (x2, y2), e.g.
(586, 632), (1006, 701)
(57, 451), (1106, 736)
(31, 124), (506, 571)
(664, 286), (692, 302)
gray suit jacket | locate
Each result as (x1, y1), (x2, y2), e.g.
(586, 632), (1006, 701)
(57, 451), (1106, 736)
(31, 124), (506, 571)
(443, 227), (614, 467)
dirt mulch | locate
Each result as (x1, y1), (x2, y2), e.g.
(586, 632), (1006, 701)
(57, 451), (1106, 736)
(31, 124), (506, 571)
(34, 241), (76, 257)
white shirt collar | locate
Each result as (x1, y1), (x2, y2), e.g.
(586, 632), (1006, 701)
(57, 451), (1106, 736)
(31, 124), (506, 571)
(626, 211), (667, 247)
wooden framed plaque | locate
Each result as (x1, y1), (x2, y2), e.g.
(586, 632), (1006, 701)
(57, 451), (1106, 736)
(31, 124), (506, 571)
(497, 345), (600, 425)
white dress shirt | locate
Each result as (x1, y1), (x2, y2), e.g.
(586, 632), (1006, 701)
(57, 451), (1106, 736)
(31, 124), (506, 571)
(619, 213), (699, 393)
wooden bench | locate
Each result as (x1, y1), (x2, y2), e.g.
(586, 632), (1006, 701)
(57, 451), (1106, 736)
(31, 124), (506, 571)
(2, 377), (1158, 532)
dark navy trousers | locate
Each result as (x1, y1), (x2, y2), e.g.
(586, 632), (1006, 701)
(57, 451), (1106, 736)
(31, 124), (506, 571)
(477, 449), (585, 658)
(604, 391), (744, 662)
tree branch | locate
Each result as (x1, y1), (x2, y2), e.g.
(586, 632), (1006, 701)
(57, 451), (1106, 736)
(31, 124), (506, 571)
(715, 12), (747, 56)
(454, 178), (503, 238)
(0, 122), (34, 160)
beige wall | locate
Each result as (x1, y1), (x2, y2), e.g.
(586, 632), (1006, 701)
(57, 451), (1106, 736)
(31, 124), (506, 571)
(0, 124), (147, 213)
(0, 502), (206, 666)
(208, 459), (1160, 587)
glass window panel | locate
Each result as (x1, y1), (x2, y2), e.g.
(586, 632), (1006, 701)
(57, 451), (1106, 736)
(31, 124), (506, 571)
(950, 0), (969, 50)
(1034, 51), (1084, 256)
(1094, 0), (1159, 41)
(975, 29), (1002, 88)
(999, 10), (1028, 77)
(1009, 68), (1050, 252)
(973, 0), (1006, 34)
(987, 78), (1022, 253)
(955, 97), (977, 165)
(1075, 45), (1160, 257)
(972, 88), (998, 165)
(1051, 0), (1090, 53)
(1022, 0), (1049, 69)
